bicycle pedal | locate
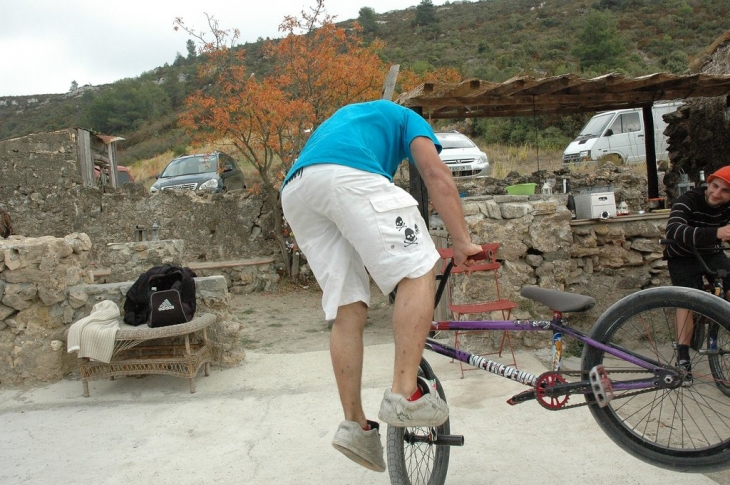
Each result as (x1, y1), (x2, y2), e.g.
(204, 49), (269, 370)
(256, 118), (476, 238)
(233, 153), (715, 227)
(589, 365), (614, 408)
(434, 434), (465, 446)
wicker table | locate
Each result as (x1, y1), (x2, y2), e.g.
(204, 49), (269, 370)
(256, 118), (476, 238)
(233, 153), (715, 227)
(78, 313), (216, 397)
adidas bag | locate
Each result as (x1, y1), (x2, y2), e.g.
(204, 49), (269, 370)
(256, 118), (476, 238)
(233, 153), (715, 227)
(149, 289), (188, 327)
(123, 264), (197, 327)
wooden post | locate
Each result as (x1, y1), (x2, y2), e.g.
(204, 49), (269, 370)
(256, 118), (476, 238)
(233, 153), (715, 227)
(409, 105), (430, 226)
(107, 142), (118, 189)
(76, 129), (94, 187)
(291, 251), (300, 279)
(381, 64), (400, 101)
(642, 105), (659, 199)
(432, 230), (450, 322)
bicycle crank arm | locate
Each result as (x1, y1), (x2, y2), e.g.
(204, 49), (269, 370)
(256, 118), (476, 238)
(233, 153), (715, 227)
(697, 348), (729, 356)
(507, 380), (592, 406)
(507, 388), (536, 405)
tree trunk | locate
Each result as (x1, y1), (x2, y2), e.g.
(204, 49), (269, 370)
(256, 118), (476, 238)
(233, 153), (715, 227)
(265, 181), (293, 278)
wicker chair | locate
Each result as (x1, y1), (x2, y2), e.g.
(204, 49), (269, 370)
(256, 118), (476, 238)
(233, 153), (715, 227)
(77, 313), (216, 396)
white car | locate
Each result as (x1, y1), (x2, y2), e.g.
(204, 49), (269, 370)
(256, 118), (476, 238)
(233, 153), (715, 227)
(434, 131), (490, 178)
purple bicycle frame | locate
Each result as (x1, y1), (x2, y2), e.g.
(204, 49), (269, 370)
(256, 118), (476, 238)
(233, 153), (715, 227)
(426, 317), (665, 394)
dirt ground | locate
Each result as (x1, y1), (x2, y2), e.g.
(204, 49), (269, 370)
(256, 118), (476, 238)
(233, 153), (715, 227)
(230, 281), (395, 354)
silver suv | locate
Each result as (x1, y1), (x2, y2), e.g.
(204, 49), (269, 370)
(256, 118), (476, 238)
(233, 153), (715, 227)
(434, 131), (490, 178)
(149, 152), (246, 194)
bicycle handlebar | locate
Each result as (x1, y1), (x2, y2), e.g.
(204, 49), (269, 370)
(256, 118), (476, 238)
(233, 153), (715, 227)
(434, 248), (493, 309)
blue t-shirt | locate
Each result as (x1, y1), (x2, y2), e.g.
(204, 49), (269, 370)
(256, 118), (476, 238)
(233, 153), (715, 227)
(283, 100), (441, 185)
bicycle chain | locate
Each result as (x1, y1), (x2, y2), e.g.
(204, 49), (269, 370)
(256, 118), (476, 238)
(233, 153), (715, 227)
(539, 369), (660, 411)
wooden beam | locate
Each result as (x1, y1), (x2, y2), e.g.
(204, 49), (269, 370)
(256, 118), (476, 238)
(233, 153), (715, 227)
(381, 64), (400, 101)
(76, 129), (94, 187)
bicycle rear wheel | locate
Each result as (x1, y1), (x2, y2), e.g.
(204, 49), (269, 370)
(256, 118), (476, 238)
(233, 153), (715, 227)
(706, 320), (730, 397)
(582, 286), (730, 472)
(386, 358), (450, 485)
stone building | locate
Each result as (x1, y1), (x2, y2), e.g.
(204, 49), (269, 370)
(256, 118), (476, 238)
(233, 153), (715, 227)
(0, 129), (279, 266)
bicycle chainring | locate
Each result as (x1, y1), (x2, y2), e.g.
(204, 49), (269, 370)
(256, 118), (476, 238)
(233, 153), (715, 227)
(535, 372), (570, 410)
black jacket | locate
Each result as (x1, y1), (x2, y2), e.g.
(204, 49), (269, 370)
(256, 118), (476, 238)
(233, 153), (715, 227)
(123, 264), (197, 326)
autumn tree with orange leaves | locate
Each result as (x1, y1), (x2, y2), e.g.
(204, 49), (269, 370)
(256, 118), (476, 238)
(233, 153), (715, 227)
(177, 1), (390, 276)
(176, 1), (464, 277)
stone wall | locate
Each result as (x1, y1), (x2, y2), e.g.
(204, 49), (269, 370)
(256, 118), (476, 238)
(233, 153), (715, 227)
(0, 194), (671, 386)
(94, 239), (279, 294)
(436, 193), (669, 351)
(1, 129), (677, 383)
(0, 129), (280, 266)
(0, 234), (244, 386)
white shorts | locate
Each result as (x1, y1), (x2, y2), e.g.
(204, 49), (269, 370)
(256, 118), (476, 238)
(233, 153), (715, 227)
(281, 164), (440, 320)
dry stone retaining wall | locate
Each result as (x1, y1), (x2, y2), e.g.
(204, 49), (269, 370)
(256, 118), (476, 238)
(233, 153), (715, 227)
(1, 130), (676, 384)
(0, 234), (244, 386)
(437, 193), (669, 352)
(0, 195), (671, 386)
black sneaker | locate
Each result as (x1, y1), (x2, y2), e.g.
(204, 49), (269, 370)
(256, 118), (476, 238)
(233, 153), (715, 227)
(678, 360), (693, 387)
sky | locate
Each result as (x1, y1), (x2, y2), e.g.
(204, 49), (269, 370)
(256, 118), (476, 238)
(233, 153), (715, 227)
(0, 0), (454, 97)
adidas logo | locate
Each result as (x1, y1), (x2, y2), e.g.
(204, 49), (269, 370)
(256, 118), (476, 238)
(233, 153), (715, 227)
(158, 299), (175, 311)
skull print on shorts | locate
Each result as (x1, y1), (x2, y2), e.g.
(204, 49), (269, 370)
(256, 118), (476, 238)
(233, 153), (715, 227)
(404, 228), (418, 246)
(395, 216), (419, 247)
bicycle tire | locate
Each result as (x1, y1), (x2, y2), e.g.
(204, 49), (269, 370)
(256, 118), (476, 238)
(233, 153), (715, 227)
(690, 314), (705, 351)
(386, 358), (451, 485)
(707, 320), (730, 397)
(582, 286), (730, 472)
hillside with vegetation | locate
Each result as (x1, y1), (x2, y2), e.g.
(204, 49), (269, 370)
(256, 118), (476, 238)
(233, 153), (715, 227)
(0, 0), (726, 181)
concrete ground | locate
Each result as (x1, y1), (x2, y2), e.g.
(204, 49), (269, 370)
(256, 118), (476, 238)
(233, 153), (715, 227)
(1, 344), (729, 485)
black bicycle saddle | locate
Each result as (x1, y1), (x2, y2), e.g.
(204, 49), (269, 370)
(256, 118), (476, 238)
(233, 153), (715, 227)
(520, 286), (596, 313)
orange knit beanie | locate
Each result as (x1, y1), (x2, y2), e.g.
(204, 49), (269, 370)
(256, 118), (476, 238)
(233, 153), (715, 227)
(707, 166), (730, 185)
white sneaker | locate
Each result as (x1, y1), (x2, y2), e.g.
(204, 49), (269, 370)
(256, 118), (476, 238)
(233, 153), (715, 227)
(378, 376), (449, 427)
(331, 420), (386, 472)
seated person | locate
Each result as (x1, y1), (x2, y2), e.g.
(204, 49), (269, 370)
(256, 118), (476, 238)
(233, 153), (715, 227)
(664, 166), (730, 386)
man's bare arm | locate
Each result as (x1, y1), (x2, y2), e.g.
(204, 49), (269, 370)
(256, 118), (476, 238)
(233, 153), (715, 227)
(410, 136), (482, 265)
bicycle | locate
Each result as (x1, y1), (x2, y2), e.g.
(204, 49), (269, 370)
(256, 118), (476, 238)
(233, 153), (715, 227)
(385, 244), (730, 485)
(661, 239), (730, 397)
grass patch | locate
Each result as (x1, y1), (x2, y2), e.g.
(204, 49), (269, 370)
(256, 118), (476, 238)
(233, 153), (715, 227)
(564, 338), (584, 358)
(481, 141), (648, 178)
(128, 140), (265, 191)
(394, 139), (648, 181)
(129, 136), (649, 195)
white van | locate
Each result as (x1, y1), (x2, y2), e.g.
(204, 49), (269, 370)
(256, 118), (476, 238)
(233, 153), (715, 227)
(562, 101), (682, 164)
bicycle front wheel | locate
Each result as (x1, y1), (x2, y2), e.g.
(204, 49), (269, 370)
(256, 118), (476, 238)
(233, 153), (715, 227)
(386, 358), (450, 485)
(582, 286), (730, 472)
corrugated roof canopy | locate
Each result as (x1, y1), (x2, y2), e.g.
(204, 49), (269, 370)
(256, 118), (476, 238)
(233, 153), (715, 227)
(396, 72), (730, 119)
(397, 71), (730, 204)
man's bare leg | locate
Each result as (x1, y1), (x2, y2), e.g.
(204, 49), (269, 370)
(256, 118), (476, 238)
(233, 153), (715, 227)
(330, 301), (369, 428)
(676, 308), (694, 347)
(390, 270), (435, 397)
